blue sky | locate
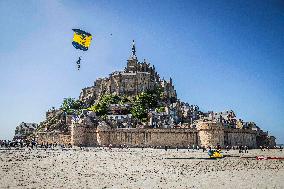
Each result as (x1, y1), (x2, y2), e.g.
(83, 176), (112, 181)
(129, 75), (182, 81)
(0, 0), (283, 143)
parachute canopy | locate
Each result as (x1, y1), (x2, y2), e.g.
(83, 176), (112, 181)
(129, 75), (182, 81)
(72, 29), (92, 51)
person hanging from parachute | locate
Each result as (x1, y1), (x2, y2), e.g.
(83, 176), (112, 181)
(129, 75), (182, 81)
(72, 29), (92, 70)
(76, 56), (81, 70)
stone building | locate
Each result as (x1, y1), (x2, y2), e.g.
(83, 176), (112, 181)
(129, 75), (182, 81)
(79, 40), (177, 106)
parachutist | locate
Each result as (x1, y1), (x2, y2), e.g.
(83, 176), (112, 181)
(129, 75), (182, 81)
(76, 57), (81, 64)
(72, 29), (92, 70)
(76, 57), (81, 70)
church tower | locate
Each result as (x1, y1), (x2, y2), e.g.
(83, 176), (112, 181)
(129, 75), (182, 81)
(126, 40), (138, 72)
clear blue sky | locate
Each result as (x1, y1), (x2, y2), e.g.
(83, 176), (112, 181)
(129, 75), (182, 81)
(0, 0), (283, 143)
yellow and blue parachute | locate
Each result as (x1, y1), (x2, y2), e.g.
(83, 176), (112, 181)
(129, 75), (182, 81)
(72, 29), (92, 51)
(72, 29), (92, 70)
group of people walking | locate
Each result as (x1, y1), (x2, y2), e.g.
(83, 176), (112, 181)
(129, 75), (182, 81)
(0, 139), (72, 149)
(0, 139), (36, 149)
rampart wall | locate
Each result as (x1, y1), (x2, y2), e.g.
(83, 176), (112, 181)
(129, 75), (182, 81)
(72, 125), (98, 146)
(36, 132), (71, 145)
(224, 128), (257, 148)
(73, 126), (198, 147)
(36, 123), (261, 148)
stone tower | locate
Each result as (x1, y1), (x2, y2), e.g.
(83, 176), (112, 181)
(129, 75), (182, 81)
(126, 40), (138, 72)
(197, 121), (225, 147)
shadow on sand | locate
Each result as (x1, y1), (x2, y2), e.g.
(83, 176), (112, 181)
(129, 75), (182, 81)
(164, 157), (217, 160)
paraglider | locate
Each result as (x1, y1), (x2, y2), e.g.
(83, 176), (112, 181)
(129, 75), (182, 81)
(72, 29), (92, 70)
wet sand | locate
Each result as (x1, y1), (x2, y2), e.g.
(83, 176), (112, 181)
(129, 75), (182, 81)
(0, 148), (283, 189)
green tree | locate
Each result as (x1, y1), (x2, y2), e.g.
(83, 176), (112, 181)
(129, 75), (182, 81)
(87, 102), (108, 116)
(130, 103), (148, 120)
(87, 94), (121, 117)
(61, 98), (84, 115)
(119, 95), (130, 104)
(156, 106), (165, 113)
(130, 87), (162, 120)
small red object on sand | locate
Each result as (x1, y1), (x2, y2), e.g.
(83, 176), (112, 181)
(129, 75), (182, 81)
(256, 156), (267, 160)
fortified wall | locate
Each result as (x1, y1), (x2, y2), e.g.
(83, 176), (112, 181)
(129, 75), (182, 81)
(72, 125), (198, 147)
(35, 121), (260, 148)
(224, 128), (257, 148)
(196, 121), (257, 148)
(36, 131), (71, 145)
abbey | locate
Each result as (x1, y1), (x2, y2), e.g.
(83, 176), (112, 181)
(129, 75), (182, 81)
(79, 40), (177, 107)
(33, 41), (276, 149)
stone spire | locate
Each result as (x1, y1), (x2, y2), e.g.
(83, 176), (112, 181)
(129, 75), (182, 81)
(126, 40), (138, 72)
(130, 40), (137, 59)
(132, 40), (136, 55)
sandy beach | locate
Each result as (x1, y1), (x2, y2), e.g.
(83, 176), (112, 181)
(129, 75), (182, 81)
(0, 148), (283, 189)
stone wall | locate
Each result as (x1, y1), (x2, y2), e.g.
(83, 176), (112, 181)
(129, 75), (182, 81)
(72, 125), (98, 146)
(196, 121), (258, 148)
(107, 128), (198, 147)
(72, 127), (198, 147)
(36, 132), (71, 145)
(36, 123), (260, 148)
(224, 129), (257, 148)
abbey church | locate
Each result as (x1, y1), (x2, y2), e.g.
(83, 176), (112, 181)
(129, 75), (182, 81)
(79, 40), (177, 106)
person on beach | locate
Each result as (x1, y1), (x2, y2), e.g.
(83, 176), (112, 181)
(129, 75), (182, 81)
(244, 146), (248, 153)
(31, 140), (36, 149)
(3, 140), (7, 148)
(240, 145), (242, 153)
(208, 146), (213, 157)
(20, 139), (23, 148)
(217, 143), (221, 150)
(226, 145), (230, 151)
(26, 140), (30, 148)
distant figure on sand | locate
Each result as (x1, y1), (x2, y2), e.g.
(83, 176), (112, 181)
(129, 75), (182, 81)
(244, 146), (248, 153)
(226, 146), (230, 151)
